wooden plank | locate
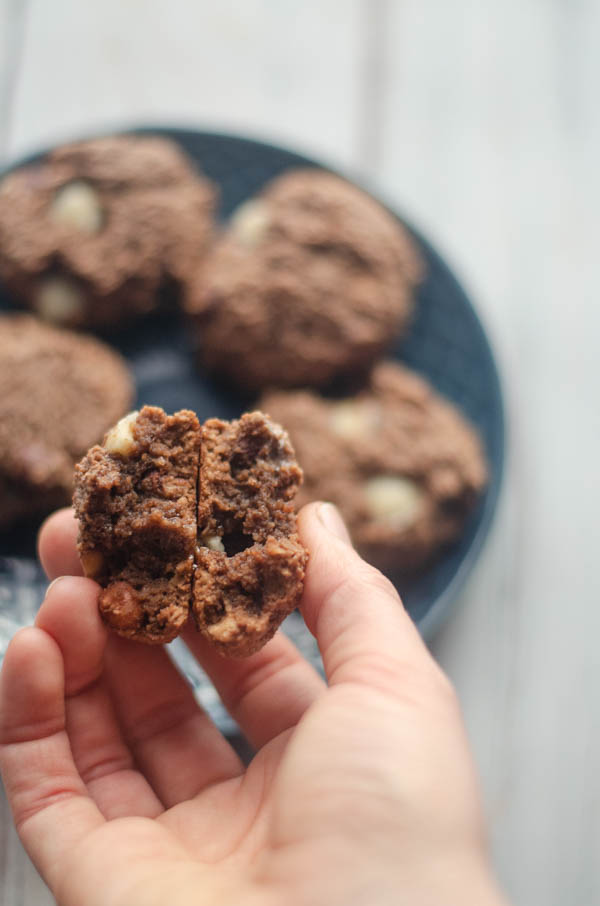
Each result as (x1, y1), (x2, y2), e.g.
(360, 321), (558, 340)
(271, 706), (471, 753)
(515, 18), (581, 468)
(1, 4), (54, 901)
(375, 1), (600, 903)
(7, 0), (364, 170)
(0, 0), (29, 162)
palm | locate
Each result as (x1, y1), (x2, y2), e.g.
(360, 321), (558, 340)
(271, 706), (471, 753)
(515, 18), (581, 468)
(61, 743), (283, 906)
(62, 675), (415, 906)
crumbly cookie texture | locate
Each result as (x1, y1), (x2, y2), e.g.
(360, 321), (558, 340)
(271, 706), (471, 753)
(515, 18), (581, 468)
(73, 407), (201, 644)
(73, 407), (307, 653)
(0, 135), (217, 328)
(0, 314), (133, 529)
(184, 168), (423, 391)
(260, 361), (488, 573)
(194, 413), (307, 657)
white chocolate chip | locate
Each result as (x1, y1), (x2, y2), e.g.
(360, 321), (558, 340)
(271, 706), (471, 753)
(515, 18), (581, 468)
(199, 533), (226, 553)
(207, 612), (239, 638)
(35, 277), (85, 323)
(49, 180), (103, 234)
(364, 475), (423, 529)
(330, 400), (382, 440)
(104, 411), (140, 457)
(230, 199), (271, 247)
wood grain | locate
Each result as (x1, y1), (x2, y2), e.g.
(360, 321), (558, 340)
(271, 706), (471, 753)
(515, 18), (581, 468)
(6, 0), (364, 170)
(1, 1), (599, 904)
(0, 0), (28, 162)
(376, 2), (600, 903)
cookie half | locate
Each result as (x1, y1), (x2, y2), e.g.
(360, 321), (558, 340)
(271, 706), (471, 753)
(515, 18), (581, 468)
(260, 362), (488, 573)
(0, 135), (216, 328)
(73, 407), (201, 644)
(0, 314), (133, 529)
(194, 412), (307, 657)
(184, 168), (423, 391)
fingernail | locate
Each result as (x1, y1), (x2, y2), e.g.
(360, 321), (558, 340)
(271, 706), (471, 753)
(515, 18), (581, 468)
(318, 502), (353, 546)
(44, 576), (66, 598)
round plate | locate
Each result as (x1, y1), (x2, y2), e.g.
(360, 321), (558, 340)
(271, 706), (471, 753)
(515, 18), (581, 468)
(0, 128), (504, 724)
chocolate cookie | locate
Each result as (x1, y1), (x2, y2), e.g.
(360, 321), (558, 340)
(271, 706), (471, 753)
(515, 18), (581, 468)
(0, 314), (133, 529)
(0, 135), (216, 328)
(74, 408), (201, 645)
(260, 362), (488, 573)
(184, 168), (423, 391)
(194, 413), (307, 656)
(73, 407), (307, 653)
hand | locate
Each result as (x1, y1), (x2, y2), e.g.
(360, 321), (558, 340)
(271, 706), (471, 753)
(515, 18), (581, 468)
(0, 502), (508, 906)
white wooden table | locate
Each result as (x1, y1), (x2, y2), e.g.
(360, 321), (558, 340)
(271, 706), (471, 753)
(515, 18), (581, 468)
(1, 2), (599, 904)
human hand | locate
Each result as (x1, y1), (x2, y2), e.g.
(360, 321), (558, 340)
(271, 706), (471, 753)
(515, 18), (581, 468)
(0, 502), (508, 906)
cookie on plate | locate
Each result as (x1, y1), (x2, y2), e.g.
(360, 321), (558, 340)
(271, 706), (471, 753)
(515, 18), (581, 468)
(184, 168), (423, 391)
(260, 361), (488, 573)
(194, 412), (307, 656)
(0, 314), (133, 529)
(0, 135), (216, 328)
(73, 407), (307, 653)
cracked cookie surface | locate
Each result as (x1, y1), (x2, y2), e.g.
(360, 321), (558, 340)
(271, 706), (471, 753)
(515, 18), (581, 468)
(194, 412), (307, 657)
(74, 407), (201, 644)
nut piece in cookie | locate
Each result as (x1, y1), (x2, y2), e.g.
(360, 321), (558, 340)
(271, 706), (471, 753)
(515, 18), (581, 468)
(184, 168), (423, 391)
(193, 412), (307, 657)
(0, 314), (133, 530)
(260, 362), (488, 573)
(73, 406), (201, 644)
(0, 135), (217, 328)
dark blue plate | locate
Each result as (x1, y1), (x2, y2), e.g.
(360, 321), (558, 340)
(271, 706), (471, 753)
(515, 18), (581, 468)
(0, 127), (504, 666)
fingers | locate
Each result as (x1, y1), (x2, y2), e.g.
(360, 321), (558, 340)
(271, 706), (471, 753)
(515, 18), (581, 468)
(297, 502), (437, 691)
(181, 625), (326, 750)
(37, 506), (326, 757)
(103, 635), (243, 807)
(36, 578), (163, 819)
(0, 627), (104, 891)
(38, 508), (82, 580)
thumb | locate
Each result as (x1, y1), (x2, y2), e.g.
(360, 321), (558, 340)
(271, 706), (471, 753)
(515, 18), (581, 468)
(297, 502), (435, 689)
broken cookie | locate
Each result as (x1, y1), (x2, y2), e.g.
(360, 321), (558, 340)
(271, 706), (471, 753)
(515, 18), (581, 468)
(194, 413), (307, 656)
(73, 407), (201, 644)
(73, 406), (307, 654)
